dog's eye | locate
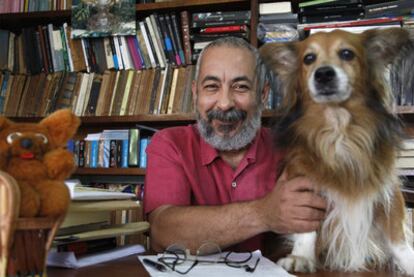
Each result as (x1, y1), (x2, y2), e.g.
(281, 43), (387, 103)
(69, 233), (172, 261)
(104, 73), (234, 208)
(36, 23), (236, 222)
(35, 134), (48, 144)
(304, 53), (316, 65)
(339, 49), (355, 61)
(6, 132), (23, 144)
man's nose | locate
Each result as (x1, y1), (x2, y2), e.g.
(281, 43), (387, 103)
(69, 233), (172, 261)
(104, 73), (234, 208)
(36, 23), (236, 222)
(216, 88), (234, 111)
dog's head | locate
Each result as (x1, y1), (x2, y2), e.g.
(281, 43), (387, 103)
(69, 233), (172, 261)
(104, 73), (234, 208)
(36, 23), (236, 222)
(260, 28), (412, 111)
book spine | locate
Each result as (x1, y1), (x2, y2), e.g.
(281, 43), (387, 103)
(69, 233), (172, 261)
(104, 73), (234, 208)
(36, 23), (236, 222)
(78, 139), (85, 167)
(121, 139), (129, 168)
(170, 13), (185, 66)
(109, 139), (117, 168)
(128, 128), (140, 167)
(200, 25), (248, 34)
(180, 10), (192, 65)
(158, 14), (176, 66)
(139, 137), (149, 168)
(89, 140), (99, 168)
(192, 10), (251, 22)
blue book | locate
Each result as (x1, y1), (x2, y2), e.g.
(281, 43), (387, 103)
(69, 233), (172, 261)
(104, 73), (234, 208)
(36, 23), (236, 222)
(121, 139), (129, 168)
(102, 140), (111, 168)
(139, 137), (149, 168)
(0, 72), (10, 114)
(89, 140), (99, 168)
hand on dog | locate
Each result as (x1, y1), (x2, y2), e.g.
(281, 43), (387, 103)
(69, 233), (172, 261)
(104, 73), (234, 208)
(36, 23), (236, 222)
(260, 171), (327, 234)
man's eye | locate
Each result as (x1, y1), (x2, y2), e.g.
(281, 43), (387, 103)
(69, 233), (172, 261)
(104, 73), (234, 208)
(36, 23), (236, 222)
(233, 84), (250, 92)
(204, 84), (219, 91)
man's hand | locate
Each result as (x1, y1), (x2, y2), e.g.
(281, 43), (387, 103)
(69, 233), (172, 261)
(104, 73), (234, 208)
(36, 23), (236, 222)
(256, 172), (327, 234)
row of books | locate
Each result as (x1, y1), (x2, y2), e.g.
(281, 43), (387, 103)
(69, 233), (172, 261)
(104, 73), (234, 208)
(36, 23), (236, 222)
(0, 66), (195, 118)
(0, 12), (191, 74)
(0, 0), (71, 14)
(70, 129), (152, 169)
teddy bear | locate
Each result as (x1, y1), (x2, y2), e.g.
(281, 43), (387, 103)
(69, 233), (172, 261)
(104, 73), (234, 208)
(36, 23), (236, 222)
(0, 109), (80, 217)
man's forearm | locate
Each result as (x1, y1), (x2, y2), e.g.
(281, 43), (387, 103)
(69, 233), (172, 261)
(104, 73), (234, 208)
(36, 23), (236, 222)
(149, 200), (268, 253)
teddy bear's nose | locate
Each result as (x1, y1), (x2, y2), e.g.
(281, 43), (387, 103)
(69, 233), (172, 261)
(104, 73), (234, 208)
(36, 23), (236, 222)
(20, 138), (33, 149)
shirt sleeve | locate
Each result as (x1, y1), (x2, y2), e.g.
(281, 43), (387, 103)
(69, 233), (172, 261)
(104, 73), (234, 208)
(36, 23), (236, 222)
(144, 130), (192, 215)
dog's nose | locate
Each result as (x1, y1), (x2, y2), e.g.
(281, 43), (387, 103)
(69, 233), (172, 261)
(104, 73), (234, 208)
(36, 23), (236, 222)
(20, 138), (33, 149)
(315, 66), (336, 84)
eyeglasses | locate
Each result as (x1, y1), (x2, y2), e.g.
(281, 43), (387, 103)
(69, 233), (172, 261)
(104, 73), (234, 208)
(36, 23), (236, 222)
(157, 242), (260, 275)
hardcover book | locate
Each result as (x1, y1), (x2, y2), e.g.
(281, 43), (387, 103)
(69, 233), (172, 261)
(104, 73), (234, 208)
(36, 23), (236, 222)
(71, 0), (136, 38)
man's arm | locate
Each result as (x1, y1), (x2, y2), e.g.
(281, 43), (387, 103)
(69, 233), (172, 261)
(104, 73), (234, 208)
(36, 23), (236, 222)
(149, 174), (327, 253)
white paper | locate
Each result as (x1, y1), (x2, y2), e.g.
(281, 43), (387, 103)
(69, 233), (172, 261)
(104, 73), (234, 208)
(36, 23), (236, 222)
(47, 244), (145, 268)
(138, 250), (296, 277)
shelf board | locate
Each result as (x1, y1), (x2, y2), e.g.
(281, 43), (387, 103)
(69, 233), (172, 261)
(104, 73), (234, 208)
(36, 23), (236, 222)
(54, 221), (150, 243)
(402, 188), (414, 204)
(137, 0), (248, 11)
(74, 168), (146, 176)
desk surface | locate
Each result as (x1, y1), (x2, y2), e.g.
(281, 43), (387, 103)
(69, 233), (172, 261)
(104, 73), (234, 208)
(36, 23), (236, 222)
(47, 255), (410, 277)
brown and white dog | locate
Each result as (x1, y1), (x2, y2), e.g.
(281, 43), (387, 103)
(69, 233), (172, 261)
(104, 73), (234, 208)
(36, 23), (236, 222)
(260, 28), (414, 274)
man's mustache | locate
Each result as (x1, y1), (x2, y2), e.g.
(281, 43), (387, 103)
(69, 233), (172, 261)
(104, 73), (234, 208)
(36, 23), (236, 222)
(207, 108), (247, 123)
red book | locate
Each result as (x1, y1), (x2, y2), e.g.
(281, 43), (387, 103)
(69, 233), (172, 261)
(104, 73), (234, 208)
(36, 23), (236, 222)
(302, 16), (403, 31)
(126, 36), (142, 70)
(200, 25), (249, 34)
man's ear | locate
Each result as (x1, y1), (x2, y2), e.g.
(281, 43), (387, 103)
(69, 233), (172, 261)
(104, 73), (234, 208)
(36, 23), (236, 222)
(40, 109), (80, 147)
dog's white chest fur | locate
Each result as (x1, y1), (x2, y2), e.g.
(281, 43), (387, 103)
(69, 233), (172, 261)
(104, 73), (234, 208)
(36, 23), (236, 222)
(320, 191), (388, 270)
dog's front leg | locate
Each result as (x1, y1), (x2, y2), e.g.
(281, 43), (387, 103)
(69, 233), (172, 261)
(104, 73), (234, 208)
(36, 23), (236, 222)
(277, 231), (317, 272)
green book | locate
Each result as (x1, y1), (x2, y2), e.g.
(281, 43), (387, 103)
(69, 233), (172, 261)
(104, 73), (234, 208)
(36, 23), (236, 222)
(299, 0), (347, 8)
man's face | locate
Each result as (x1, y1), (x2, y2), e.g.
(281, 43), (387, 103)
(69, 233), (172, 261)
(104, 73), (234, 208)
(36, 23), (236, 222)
(193, 46), (265, 151)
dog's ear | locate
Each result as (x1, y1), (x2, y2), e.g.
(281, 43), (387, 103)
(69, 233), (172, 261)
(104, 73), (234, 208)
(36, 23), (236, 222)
(259, 42), (299, 111)
(362, 28), (412, 67)
(259, 42), (298, 81)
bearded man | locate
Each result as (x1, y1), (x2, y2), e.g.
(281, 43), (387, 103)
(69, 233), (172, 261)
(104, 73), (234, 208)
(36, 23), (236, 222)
(144, 37), (327, 254)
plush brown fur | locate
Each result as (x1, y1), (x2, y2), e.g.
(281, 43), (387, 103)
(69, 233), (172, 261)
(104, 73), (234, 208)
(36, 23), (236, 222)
(0, 109), (80, 217)
(260, 28), (414, 273)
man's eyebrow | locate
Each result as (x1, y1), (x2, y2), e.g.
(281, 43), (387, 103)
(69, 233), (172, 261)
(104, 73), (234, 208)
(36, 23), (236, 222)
(201, 75), (220, 84)
(232, 76), (253, 84)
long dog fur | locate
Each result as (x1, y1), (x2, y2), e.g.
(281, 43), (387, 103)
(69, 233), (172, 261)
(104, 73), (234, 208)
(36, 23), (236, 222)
(260, 28), (414, 274)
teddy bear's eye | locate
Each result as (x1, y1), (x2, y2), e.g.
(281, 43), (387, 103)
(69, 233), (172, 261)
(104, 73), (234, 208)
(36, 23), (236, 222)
(6, 132), (23, 144)
(35, 133), (48, 144)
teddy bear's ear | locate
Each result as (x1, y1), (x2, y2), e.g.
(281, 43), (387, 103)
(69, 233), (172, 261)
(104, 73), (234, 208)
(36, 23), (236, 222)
(0, 116), (11, 131)
(40, 109), (80, 147)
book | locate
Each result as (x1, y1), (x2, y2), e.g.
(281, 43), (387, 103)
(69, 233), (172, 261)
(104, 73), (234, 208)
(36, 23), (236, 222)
(158, 14), (176, 66)
(199, 24), (249, 34)
(300, 12), (365, 24)
(170, 13), (186, 66)
(193, 10), (251, 22)
(365, 0), (414, 18)
(299, 16), (404, 31)
(180, 11), (192, 65)
(259, 2), (292, 14)
(299, 0), (356, 8)
(128, 128), (140, 167)
(165, 14), (182, 66)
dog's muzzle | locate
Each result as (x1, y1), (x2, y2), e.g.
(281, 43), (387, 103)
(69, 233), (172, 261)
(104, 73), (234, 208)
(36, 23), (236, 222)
(314, 66), (337, 96)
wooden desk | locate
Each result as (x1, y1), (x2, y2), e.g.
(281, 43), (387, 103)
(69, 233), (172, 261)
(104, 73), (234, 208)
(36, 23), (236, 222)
(47, 255), (410, 277)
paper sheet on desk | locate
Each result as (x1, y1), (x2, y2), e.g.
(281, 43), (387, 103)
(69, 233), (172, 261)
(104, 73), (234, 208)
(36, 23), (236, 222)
(47, 244), (145, 268)
(138, 250), (296, 277)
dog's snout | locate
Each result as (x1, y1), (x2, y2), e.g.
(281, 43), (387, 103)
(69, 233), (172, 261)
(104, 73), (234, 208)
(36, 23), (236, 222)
(315, 66), (336, 84)
(20, 138), (33, 149)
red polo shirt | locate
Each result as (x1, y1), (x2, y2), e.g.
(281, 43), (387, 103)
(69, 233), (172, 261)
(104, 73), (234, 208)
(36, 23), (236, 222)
(144, 124), (284, 251)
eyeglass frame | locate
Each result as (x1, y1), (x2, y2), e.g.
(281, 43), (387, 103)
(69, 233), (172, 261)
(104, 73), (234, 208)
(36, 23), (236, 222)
(157, 246), (260, 275)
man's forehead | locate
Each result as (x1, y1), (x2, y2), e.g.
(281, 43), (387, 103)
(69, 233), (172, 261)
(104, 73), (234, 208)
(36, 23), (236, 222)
(199, 46), (256, 82)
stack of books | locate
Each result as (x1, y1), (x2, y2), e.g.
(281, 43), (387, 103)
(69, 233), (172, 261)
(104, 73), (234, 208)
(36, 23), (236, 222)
(298, 0), (365, 24)
(257, 1), (299, 43)
(190, 10), (251, 62)
(397, 139), (414, 173)
(48, 181), (149, 268)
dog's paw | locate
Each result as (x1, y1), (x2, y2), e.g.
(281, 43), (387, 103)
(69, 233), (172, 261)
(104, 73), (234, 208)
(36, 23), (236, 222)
(277, 255), (316, 273)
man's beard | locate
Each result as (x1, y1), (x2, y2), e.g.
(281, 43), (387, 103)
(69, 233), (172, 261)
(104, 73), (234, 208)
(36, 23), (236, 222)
(196, 106), (262, 151)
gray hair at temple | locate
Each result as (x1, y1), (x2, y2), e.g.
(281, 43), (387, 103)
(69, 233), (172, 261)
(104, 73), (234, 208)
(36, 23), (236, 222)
(194, 36), (268, 104)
